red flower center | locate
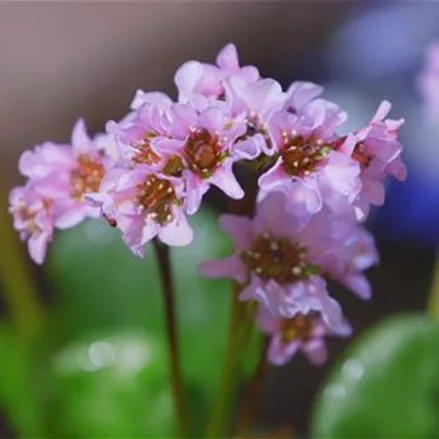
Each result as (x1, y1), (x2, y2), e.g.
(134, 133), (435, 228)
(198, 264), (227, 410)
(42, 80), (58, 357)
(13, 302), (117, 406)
(240, 235), (318, 284)
(137, 175), (177, 225)
(281, 134), (331, 177)
(184, 129), (223, 178)
(351, 142), (371, 168)
(162, 155), (184, 177)
(70, 155), (105, 200)
(279, 312), (318, 343)
(132, 136), (161, 165)
(331, 136), (372, 169)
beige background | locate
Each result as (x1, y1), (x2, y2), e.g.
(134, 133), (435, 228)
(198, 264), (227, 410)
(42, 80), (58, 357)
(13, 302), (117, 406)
(0, 2), (346, 186)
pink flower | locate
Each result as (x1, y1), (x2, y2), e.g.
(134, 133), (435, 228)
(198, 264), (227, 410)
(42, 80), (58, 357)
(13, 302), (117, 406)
(282, 81), (348, 139)
(224, 77), (286, 160)
(174, 43), (259, 107)
(283, 81), (324, 115)
(320, 217), (379, 300)
(258, 111), (361, 217)
(106, 96), (173, 167)
(418, 42), (439, 123)
(198, 192), (375, 332)
(152, 104), (247, 214)
(87, 164), (193, 257)
(8, 186), (54, 264)
(336, 100), (407, 220)
(227, 80), (347, 162)
(257, 306), (351, 366)
(18, 119), (111, 229)
(106, 91), (248, 215)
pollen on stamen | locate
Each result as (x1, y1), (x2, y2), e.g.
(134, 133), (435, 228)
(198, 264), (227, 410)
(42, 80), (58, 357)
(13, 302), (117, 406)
(184, 129), (223, 178)
(279, 134), (330, 178)
(240, 234), (315, 285)
(270, 241), (279, 251)
(137, 175), (177, 225)
(280, 312), (318, 343)
(292, 266), (302, 276)
(70, 155), (105, 200)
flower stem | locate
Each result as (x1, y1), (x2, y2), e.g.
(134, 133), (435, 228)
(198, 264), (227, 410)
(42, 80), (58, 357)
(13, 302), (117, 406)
(153, 238), (189, 438)
(428, 250), (439, 320)
(235, 336), (270, 437)
(205, 283), (245, 438)
(0, 180), (44, 340)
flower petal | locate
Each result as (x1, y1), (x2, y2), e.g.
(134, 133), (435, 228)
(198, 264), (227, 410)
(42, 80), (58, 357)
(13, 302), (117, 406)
(302, 339), (328, 365)
(174, 61), (204, 102)
(159, 211), (193, 247)
(218, 213), (253, 251)
(54, 203), (87, 229)
(267, 335), (300, 366)
(208, 162), (244, 200)
(198, 255), (246, 282)
(216, 43), (239, 70)
(71, 119), (91, 152)
(28, 232), (49, 265)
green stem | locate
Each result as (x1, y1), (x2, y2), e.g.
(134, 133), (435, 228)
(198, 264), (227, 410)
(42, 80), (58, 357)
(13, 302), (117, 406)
(428, 250), (439, 319)
(153, 238), (189, 438)
(235, 336), (270, 438)
(0, 181), (44, 340)
(205, 283), (243, 438)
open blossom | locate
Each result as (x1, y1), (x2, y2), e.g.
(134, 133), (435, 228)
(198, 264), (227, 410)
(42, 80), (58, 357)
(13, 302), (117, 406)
(257, 306), (351, 366)
(107, 93), (247, 216)
(336, 101), (407, 220)
(153, 104), (247, 214)
(224, 77), (285, 160)
(9, 118), (113, 263)
(87, 164), (193, 257)
(17, 119), (110, 229)
(418, 42), (439, 123)
(106, 94), (173, 167)
(257, 109), (361, 218)
(199, 192), (378, 332)
(174, 43), (260, 108)
(8, 186), (54, 264)
(323, 221), (379, 300)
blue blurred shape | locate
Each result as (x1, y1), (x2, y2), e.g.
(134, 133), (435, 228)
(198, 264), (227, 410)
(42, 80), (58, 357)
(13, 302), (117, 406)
(374, 172), (439, 245)
(326, 3), (439, 81)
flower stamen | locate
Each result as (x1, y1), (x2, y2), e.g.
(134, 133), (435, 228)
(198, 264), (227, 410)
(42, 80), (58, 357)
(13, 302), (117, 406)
(279, 312), (318, 343)
(281, 134), (331, 177)
(240, 235), (318, 284)
(184, 129), (224, 178)
(70, 155), (105, 200)
(137, 175), (177, 225)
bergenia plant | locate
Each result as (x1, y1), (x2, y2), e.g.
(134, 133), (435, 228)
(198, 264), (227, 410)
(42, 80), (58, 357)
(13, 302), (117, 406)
(8, 43), (406, 438)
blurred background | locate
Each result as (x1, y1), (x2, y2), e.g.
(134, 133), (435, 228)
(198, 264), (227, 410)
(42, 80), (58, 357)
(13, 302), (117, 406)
(1, 1), (439, 438)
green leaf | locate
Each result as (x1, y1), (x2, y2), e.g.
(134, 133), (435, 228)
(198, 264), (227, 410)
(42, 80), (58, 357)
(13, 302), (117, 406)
(312, 314), (439, 438)
(0, 324), (45, 437)
(46, 208), (259, 435)
(47, 330), (175, 438)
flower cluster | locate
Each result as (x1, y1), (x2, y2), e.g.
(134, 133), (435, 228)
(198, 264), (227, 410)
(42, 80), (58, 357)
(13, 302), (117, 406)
(10, 44), (406, 366)
(9, 120), (111, 263)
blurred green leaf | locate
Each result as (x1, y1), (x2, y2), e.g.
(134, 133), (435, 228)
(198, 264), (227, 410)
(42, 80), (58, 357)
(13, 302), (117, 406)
(48, 331), (174, 438)
(312, 314), (439, 438)
(0, 324), (45, 437)
(46, 208), (259, 435)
